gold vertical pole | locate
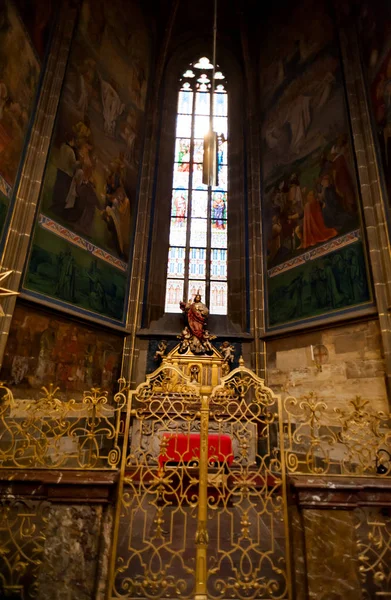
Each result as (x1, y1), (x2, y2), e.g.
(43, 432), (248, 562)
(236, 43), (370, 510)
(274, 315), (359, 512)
(278, 395), (293, 600)
(106, 386), (132, 599)
(194, 394), (210, 600)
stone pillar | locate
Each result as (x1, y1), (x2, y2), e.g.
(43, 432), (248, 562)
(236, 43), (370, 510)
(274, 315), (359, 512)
(336, 4), (391, 401)
(238, 12), (265, 378)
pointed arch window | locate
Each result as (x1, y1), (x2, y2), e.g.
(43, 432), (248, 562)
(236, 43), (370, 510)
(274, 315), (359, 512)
(164, 57), (228, 315)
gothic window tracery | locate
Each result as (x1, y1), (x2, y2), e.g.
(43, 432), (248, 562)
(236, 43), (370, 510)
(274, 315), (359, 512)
(164, 57), (228, 315)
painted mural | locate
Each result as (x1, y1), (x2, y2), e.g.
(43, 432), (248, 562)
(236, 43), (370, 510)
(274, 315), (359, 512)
(0, 1), (41, 233)
(13, 0), (54, 59)
(260, 0), (372, 331)
(358, 2), (391, 211)
(23, 0), (151, 325)
(1, 303), (123, 401)
(25, 226), (127, 323)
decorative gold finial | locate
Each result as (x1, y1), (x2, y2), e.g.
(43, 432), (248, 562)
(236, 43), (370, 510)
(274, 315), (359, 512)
(239, 355), (244, 366)
(0, 270), (19, 316)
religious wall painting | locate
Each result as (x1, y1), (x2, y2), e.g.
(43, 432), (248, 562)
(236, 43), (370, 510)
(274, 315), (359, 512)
(23, 226), (127, 324)
(13, 0), (55, 60)
(267, 241), (371, 329)
(36, 0), (150, 262)
(260, 8), (373, 331)
(262, 47), (362, 267)
(0, 1), (41, 232)
(259, 0), (334, 111)
(1, 303), (124, 401)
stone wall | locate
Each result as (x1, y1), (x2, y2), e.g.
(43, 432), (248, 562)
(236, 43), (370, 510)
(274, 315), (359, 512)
(266, 318), (388, 412)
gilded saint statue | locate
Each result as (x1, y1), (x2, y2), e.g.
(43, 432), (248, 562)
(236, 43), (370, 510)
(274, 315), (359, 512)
(179, 293), (214, 354)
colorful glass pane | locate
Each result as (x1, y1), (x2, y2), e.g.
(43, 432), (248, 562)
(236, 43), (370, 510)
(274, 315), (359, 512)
(192, 166), (207, 190)
(188, 280), (206, 302)
(175, 138), (191, 163)
(214, 165), (228, 190)
(177, 90), (193, 114)
(189, 248), (206, 279)
(167, 247), (185, 278)
(192, 189), (208, 217)
(210, 281), (227, 315)
(213, 116), (227, 137)
(193, 140), (204, 163)
(169, 217), (187, 246)
(211, 191), (227, 223)
(211, 223), (227, 248)
(166, 64), (228, 315)
(217, 137), (228, 165)
(190, 218), (207, 247)
(211, 249), (227, 280)
(194, 115), (209, 138)
(195, 92), (210, 116)
(165, 279), (184, 313)
(171, 189), (188, 219)
(213, 93), (227, 117)
(176, 114), (192, 137)
(173, 163), (189, 188)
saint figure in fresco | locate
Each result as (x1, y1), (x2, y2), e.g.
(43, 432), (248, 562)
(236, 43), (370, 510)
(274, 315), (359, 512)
(102, 186), (131, 259)
(330, 138), (356, 214)
(320, 174), (354, 232)
(55, 249), (76, 302)
(299, 190), (337, 249)
(50, 133), (78, 216)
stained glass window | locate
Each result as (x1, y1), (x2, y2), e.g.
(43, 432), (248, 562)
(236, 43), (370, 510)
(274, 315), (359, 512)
(165, 57), (228, 315)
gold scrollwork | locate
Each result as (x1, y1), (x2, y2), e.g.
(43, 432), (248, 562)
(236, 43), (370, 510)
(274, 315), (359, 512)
(0, 378), (129, 469)
(0, 498), (50, 599)
(283, 393), (391, 476)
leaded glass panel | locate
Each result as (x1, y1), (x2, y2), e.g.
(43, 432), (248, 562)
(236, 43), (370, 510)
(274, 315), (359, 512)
(171, 189), (188, 220)
(189, 280), (206, 302)
(211, 191), (227, 223)
(176, 114), (192, 137)
(213, 92), (227, 117)
(189, 248), (206, 280)
(169, 217), (187, 246)
(165, 279), (184, 313)
(195, 92), (210, 115)
(193, 140), (204, 164)
(165, 57), (228, 315)
(217, 136), (228, 166)
(173, 164), (189, 189)
(213, 115), (227, 137)
(194, 115), (209, 138)
(211, 222), (227, 248)
(175, 138), (191, 163)
(192, 168), (207, 190)
(190, 218), (207, 247)
(167, 247), (185, 278)
(192, 190), (208, 218)
(210, 281), (227, 315)
(216, 166), (228, 189)
(177, 90), (193, 114)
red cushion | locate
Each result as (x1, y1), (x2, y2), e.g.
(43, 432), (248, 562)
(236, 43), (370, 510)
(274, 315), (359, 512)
(159, 433), (233, 468)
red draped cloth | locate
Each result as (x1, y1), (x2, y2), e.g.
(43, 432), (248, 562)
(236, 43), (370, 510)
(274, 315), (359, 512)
(159, 433), (234, 468)
(301, 196), (337, 249)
